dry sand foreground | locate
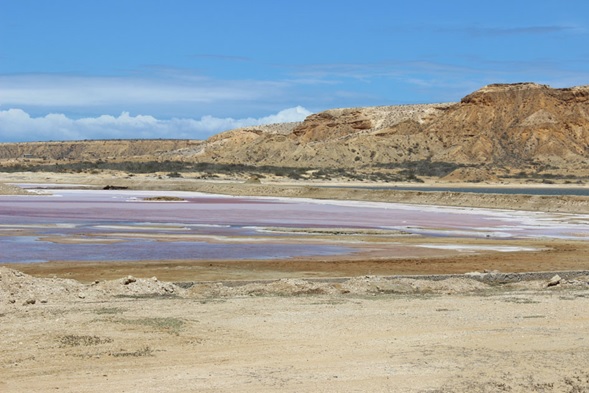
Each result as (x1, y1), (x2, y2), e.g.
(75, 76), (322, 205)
(2, 267), (589, 392)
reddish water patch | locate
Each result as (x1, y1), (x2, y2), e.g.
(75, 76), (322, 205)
(2, 188), (589, 264)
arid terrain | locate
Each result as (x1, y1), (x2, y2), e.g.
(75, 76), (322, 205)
(2, 172), (589, 392)
(2, 83), (589, 184)
(2, 266), (589, 392)
(2, 82), (589, 392)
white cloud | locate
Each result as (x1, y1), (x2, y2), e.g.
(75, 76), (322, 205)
(0, 107), (312, 142)
(254, 106), (312, 124)
(0, 73), (285, 108)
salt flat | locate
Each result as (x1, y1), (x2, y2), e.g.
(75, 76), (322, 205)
(2, 186), (589, 279)
(2, 175), (589, 392)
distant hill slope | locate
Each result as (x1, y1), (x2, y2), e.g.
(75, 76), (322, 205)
(182, 104), (452, 168)
(1, 83), (589, 178)
(428, 83), (589, 165)
(0, 139), (201, 161)
(189, 83), (589, 169)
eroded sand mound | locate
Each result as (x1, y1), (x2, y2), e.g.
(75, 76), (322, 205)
(0, 267), (88, 305)
(186, 274), (584, 298)
(0, 269), (496, 305)
(189, 276), (491, 298)
(4, 266), (589, 308)
(0, 183), (30, 195)
(92, 275), (185, 298)
(0, 267), (184, 306)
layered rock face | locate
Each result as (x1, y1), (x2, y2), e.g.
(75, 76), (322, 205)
(428, 83), (589, 165)
(2, 83), (589, 172)
(0, 139), (201, 162)
(193, 83), (589, 169)
(195, 103), (452, 167)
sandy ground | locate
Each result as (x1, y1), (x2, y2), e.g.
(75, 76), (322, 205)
(2, 267), (589, 392)
(2, 173), (589, 391)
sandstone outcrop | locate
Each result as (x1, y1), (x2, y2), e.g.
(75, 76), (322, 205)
(2, 83), (589, 177)
(191, 83), (589, 171)
(427, 83), (589, 165)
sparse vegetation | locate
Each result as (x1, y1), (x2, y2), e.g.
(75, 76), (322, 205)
(504, 167), (589, 182)
(500, 297), (540, 304)
(0, 160), (428, 182)
(143, 196), (186, 202)
(95, 307), (125, 315)
(109, 346), (153, 357)
(116, 317), (185, 335)
(114, 292), (179, 299)
(374, 160), (473, 178)
(58, 335), (113, 347)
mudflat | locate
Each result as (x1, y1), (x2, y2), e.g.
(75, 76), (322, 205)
(8, 239), (589, 283)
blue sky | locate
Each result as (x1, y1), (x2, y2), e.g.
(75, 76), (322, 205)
(1, 0), (588, 142)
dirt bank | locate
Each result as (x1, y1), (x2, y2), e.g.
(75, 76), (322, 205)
(83, 175), (589, 213)
(4, 171), (589, 213)
(0, 182), (32, 195)
(181, 181), (589, 213)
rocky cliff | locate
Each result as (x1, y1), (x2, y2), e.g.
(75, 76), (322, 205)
(428, 83), (589, 165)
(189, 103), (453, 168)
(191, 83), (589, 170)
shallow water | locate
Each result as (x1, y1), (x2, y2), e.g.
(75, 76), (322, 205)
(1, 188), (589, 264)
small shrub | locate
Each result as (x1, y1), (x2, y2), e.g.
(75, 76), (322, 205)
(95, 307), (125, 315)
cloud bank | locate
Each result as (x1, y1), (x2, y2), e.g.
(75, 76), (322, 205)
(0, 73), (286, 108)
(0, 106), (312, 142)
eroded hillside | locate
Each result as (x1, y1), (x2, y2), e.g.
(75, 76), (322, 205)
(0, 139), (201, 162)
(191, 83), (589, 171)
(187, 104), (452, 168)
(2, 83), (589, 182)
